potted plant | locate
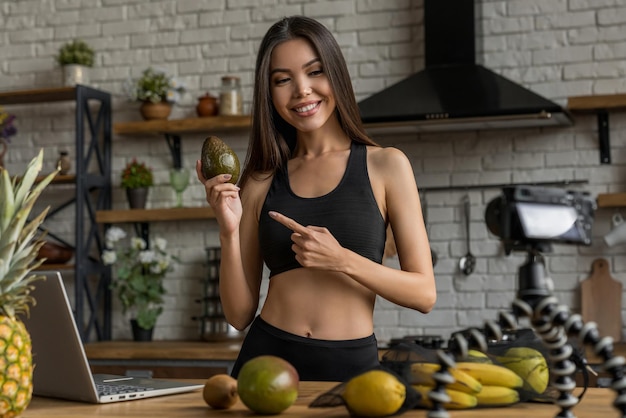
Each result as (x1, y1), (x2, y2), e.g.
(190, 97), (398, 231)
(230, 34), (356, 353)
(56, 39), (95, 86)
(124, 67), (185, 120)
(121, 158), (153, 209)
(101, 226), (177, 340)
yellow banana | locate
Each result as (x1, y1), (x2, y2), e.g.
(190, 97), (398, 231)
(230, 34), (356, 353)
(455, 362), (524, 389)
(412, 385), (478, 410)
(474, 385), (520, 407)
(409, 363), (482, 394)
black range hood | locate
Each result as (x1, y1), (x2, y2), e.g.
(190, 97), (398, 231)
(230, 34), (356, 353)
(358, 0), (573, 133)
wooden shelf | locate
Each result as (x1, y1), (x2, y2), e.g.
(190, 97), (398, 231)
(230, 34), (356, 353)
(0, 86), (81, 105)
(597, 193), (626, 208)
(96, 207), (215, 224)
(566, 93), (626, 164)
(114, 115), (251, 136)
(567, 93), (626, 112)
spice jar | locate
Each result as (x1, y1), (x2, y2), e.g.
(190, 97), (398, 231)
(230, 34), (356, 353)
(56, 151), (71, 175)
(219, 76), (243, 116)
(196, 93), (218, 117)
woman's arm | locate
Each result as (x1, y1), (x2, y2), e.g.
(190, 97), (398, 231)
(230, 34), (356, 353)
(196, 161), (267, 330)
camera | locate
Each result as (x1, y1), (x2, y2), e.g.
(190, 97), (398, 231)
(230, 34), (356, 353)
(485, 185), (596, 254)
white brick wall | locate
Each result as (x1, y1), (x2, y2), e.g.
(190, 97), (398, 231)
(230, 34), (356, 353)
(1, 0), (625, 345)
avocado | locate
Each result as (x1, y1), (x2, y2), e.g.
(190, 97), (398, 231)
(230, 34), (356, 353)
(200, 136), (240, 184)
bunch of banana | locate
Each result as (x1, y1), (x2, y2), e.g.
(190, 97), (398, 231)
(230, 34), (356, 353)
(474, 385), (520, 406)
(410, 361), (522, 409)
(409, 362), (482, 394)
(455, 362), (524, 389)
(412, 385), (478, 410)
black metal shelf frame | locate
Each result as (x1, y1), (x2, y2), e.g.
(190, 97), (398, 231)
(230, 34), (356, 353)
(25, 86), (113, 342)
(74, 86), (112, 342)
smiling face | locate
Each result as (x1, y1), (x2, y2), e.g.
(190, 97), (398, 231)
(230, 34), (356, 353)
(269, 37), (337, 134)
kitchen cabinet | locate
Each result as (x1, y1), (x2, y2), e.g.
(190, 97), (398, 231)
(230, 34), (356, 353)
(0, 86), (112, 342)
(567, 93), (626, 164)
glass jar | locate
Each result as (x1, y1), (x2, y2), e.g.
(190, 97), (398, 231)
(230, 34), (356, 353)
(219, 76), (243, 116)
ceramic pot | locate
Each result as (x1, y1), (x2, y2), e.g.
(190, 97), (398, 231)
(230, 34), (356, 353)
(196, 94), (218, 117)
(139, 101), (172, 120)
(126, 187), (149, 209)
(38, 241), (74, 264)
(130, 319), (154, 341)
(63, 64), (89, 87)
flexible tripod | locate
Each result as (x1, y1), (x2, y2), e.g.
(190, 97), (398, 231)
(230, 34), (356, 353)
(426, 248), (626, 418)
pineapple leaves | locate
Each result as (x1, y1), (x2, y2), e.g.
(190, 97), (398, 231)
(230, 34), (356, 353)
(0, 149), (58, 318)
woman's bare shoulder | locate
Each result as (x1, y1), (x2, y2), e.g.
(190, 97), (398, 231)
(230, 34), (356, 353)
(366, 145), (412, 174)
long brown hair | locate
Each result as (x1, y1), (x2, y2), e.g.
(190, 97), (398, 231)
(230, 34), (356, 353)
(238, 15), (377, 191)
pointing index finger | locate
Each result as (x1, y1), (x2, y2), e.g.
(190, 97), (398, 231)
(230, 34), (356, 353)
(268, 211), (308, 234)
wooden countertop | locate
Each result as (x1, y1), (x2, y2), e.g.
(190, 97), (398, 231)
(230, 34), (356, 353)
(84, 340), (241, 361)
(22, 381), (620, 417)
(84, 340), (626, 366)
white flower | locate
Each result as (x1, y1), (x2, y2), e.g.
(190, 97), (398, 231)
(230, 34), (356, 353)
(139, 249), (156, 264)
(131, 237), (147, 250)
(101, 250), (117, 265)
(105, 227), (126, 246)
(153, 237), (167, 252)
(150, 263), (164, 275)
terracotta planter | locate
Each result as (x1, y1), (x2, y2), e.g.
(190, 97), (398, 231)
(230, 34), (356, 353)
(139, 101), (172, 120)
(126, 187), (149, 209)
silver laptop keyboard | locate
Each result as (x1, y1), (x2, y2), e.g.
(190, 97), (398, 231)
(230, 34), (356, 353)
(96, 383), (155, 396)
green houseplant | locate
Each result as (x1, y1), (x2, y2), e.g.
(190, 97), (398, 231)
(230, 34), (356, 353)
(124, 67), (185, 120)
(120, 159), (153, 209)
(56, 39), (95, 67)
(56, 39), (95, 86)
(101, 226), (177, 339)
(121, 158), (153, 189)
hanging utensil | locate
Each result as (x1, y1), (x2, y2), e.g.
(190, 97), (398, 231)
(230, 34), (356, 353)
(422, 193), (438, 267)
(458, 194), (476, 275)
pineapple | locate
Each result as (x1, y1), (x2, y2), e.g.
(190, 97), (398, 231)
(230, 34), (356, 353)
(0, 150), (57, 417)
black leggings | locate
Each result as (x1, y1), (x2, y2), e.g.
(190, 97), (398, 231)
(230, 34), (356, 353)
(231, 316), (380, 382)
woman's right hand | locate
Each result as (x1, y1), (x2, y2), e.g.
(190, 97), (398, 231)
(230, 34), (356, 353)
(196, 159), (242, 233)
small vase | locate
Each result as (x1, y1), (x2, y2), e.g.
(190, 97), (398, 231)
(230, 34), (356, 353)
(56, 151), (71, 175)
(139, 101), (172, 120)
(126, 187), (149, 209)
(130, 319), (154, 342)
(196, 93), (218, 117)
(63, 64), (89, 87)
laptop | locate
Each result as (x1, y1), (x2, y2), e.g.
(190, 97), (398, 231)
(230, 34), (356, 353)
(20, 271), (204, 403)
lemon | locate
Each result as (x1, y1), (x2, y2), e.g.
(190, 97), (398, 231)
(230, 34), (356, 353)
(343, 370), (406, 417)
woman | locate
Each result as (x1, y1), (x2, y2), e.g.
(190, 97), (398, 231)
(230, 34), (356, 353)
(197, 15), (436, 382)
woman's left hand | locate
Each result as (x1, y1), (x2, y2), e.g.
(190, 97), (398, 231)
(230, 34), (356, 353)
(268, 211), (344, 271)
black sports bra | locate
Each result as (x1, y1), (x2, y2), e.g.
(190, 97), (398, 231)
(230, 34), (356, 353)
(258, 141), (386, 277)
